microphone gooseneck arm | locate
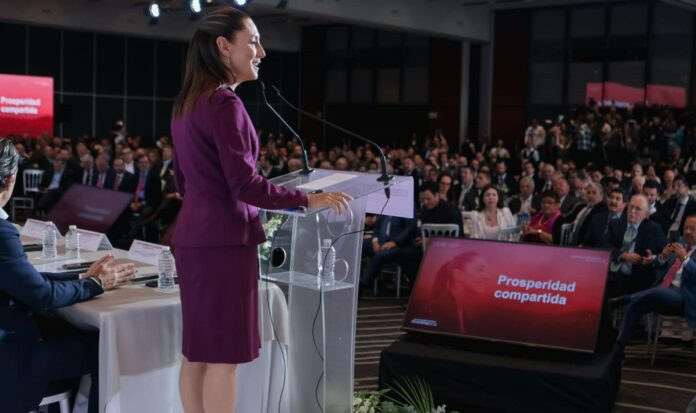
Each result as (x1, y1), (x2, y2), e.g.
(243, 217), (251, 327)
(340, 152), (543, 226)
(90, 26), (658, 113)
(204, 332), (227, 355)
(270, 85), (394, 189)
(259, 81), (313, 176)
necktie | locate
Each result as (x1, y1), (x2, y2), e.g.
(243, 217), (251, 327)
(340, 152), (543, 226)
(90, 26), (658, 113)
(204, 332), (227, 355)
(611, 225), (636, 272)
(135, 174), (145, 200)
(114, 174), (122, 190)
(661, 246), (693, 288)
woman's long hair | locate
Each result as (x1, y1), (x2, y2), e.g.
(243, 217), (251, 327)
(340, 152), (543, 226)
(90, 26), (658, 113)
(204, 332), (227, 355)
(172, 7), (249, 118)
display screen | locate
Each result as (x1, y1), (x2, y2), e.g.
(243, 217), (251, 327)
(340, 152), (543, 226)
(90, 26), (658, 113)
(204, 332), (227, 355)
(47, 184), (133, 234)
(403, 238), (610, 353)
(0, 74), (53, 137)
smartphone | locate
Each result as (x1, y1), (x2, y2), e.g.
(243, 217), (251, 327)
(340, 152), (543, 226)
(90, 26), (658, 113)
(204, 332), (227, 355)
(62, 261), (96, 270)
(22, 244), (42, 252)
(668, 230), (681, 243)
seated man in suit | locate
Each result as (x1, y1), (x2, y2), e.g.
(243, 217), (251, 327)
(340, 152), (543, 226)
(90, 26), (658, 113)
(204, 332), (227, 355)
(129, 155), (163, 242)
(36, 157), (78, 214)
(507, 176), (540, 218)
(584, 188), (626, 248)
(603, 194), (667, 298)
(665, 175), (696, 238)
(643, 179), (671, 235)
(359, 213), (417, 293)
(570, 181), (607, 246)
(493, 160), (518, 197)
(0, 139), (137, 413)
(554, 176), (581, 217)
(93, 154), (115, 189)
(395, 182), (464, 288)
(614, 214), (696, 349)
(112, 157), (137, 193)
(463, 171), (491, 211)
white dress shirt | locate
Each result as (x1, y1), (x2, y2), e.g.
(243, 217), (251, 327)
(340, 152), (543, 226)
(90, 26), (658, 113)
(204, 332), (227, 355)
(0, 207), (8, 220)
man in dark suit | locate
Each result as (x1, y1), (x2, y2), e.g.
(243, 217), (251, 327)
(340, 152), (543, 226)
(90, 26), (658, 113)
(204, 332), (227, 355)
(665, 175), (696, 237)
(570, 181), (608, 246)
(615, 214), (696, 349)
(507, 176), (540, 217)
(93, 154), (116, 190)
(643, 179), (671, 235)
(79, 154), (97, 186)
(585, 188), (627, 248)
(493, 160), (518, 196)
(360, 213), (417, 293)
(553, 177), (579, 216)
(463, 171), (491, 211)
(112, 157), (137, 193)
(36, 157), (78, 214)
(0, 139), (136, 412)
(603, 194), (667, 297)
(129, 155), (163, 241)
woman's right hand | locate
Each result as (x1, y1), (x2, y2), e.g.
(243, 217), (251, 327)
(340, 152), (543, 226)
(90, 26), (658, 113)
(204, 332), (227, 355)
(307, 191), (353, 214)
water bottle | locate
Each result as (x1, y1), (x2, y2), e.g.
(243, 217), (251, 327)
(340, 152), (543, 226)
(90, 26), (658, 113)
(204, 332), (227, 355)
(319, 239), (335, 287)
(157, 246), (175, 290)
(41, 222), (58, 259)
(65, 225), (81, 260)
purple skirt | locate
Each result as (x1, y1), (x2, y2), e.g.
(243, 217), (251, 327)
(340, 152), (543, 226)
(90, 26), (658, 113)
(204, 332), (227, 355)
(176, 245), (260, 364)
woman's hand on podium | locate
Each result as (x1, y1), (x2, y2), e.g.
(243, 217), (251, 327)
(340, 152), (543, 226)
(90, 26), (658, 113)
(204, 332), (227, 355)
(308, 191), (352, 214)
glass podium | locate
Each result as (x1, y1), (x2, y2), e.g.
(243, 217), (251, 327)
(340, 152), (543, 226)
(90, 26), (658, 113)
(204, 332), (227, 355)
(259, 168), (412, 413)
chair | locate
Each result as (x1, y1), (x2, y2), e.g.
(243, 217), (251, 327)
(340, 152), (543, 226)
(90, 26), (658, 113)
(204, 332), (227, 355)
(11, 169), (44, 221)
(650, 315), (696, 366)
(374, 263), (403, 299)
(421, 223), (460, 252)
(498, 225), (522, 242)
(461, 211), (474, 237)
(29, 379), (73, 413)
(559, 223), (574, 246)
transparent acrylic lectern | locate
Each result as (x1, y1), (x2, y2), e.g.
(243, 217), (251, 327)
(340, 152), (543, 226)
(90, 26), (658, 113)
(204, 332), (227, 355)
(259, 168), (411, 413)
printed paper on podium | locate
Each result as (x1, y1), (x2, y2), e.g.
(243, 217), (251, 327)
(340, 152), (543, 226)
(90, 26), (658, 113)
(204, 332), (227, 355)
(365, 177), (414, 219)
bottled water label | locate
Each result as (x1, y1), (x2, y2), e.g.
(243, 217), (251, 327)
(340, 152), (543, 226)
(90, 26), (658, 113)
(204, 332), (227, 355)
(320, 239), (335, 287)
(41, 222), (58, 260)
(65, 225), (81, 260)
(157, 247), (176, 292)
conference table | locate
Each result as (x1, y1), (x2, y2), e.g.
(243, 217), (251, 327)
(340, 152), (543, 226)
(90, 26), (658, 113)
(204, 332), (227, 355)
(23, 234), (290, 413)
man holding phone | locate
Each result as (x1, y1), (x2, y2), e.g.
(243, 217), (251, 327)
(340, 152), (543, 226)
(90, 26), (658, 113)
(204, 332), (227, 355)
(0, 139), (138, 412)
(615, 214), (696, 349)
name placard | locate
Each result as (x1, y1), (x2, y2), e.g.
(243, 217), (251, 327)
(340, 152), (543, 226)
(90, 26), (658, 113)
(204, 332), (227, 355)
(128, 240), (166, 266)
(20, 219), (64, 240)
(77, 229), (113, 252)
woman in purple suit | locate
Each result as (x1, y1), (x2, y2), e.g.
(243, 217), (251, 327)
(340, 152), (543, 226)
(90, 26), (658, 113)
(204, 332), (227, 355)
(171, 7), (350, 412)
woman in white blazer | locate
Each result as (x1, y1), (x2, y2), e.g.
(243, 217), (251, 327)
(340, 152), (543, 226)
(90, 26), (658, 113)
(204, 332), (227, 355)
(468, 184), (516, 240)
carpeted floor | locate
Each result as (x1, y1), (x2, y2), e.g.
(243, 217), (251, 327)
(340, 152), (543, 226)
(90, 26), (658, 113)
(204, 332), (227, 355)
(355, 298), (696, 413)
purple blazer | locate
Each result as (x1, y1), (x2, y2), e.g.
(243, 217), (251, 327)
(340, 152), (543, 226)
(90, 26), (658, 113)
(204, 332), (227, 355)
(170, 87), (307, 248)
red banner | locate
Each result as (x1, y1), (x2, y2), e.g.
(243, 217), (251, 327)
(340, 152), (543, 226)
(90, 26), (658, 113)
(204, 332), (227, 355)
(0, 74), (53, 137)
(585, 81), (686, 108)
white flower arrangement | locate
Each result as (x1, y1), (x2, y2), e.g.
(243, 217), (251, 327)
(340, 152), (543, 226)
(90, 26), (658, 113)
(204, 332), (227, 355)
(259, 215), (283, 260)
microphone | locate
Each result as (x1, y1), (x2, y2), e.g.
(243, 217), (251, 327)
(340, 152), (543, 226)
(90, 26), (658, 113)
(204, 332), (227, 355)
(259, 81), (313, 176)
(270, 85), (394, 197)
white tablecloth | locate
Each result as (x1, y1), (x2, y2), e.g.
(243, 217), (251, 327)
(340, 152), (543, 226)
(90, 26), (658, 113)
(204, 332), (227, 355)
(27, 245), (289, 413)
